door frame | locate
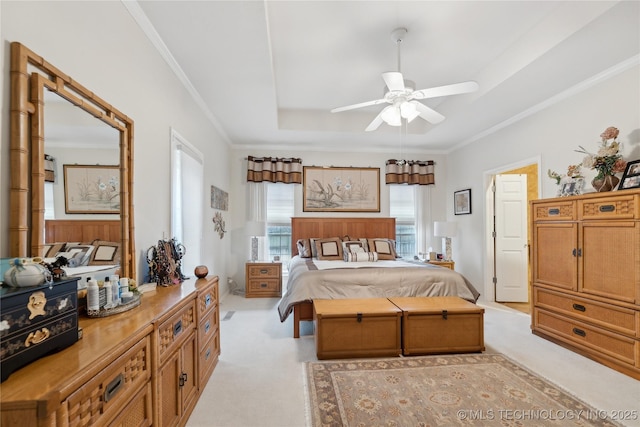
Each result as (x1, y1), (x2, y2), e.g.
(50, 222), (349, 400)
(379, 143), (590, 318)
(482, 156), (541, 302)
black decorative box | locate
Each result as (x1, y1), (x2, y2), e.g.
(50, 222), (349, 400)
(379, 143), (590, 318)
(0, 277), (79, 382)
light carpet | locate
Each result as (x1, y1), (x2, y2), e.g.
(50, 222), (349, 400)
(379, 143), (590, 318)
(305, 353), (622, 427)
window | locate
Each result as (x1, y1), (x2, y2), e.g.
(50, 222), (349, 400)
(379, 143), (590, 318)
(390, 185), (416, 258)
(171, 129), (203, 275)
(44, 182), (55, 219)
(266, 183), (294, 267)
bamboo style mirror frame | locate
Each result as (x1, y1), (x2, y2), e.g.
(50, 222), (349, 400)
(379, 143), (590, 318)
(9, 42), (136, 278)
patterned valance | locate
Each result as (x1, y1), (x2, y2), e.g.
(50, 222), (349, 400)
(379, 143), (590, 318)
(247, 156), (302, 184)
(385, 159), (435, 185)
(44, 154), (55, 182)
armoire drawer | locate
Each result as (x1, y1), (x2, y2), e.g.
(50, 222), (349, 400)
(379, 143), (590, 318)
(534, 308), (638, 367)
(64, 335), (151, 426)
(532, 200), (575, 221)
(534, 287), (638, 338)
(157, 300), (196, 362)
(579, 194), (638, 220)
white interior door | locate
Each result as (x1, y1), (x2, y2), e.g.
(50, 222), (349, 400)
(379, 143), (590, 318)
(495, 174), (528, 302)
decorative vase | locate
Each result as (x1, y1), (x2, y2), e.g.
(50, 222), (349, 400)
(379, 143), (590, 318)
(591, 175), (619, 192)
(194, 265), (208, 279)
(3, 258), (53, 287)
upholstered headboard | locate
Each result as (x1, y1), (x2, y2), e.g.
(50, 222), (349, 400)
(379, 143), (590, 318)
(291, 217), (396, 256)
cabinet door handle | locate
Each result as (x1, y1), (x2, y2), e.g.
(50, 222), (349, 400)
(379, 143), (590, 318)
(599, 204), (615, 212)
(260, 269), (268, 274)
(572, 248), (582, 257)
(260, 283), (267, 288)
(548, 208), (560, 215)
(572, 303), (586, 312)
(179, 372), (188, 387)
(104, 374), (124, 402)
(572, 328), (586, 337)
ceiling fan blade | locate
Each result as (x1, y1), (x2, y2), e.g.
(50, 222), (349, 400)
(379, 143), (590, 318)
(414, 102), (445, 124)
(382, 72), (405, 92)
(365, 108), (388, 132)
(411, 81), (479, 100)
(331, 98), (387, 113)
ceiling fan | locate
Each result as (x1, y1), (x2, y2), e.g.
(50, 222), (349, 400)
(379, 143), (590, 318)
(331, 28), (479, 132)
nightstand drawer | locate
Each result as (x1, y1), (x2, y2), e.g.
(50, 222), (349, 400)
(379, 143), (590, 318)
(247, 279), (281, 296)
(246, 264), (280, 278)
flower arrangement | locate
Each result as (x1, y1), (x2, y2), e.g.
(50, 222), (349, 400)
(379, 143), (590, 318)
(576, 127), (627, 180)
(547, 164), (583, 185)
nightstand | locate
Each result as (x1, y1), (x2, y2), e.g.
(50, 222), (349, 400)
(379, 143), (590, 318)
(427, 260), (455, 271)
(245, 262), (282, 298)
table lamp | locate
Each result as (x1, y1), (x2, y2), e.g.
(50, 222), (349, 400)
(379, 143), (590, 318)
(434, 221), (457, 261)
(245, 221), (266, 262)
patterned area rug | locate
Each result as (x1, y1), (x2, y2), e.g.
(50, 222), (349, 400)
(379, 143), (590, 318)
(305, 354), (622, 427)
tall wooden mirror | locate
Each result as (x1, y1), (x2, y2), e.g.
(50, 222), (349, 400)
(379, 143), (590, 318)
(9, 42), (136, 278)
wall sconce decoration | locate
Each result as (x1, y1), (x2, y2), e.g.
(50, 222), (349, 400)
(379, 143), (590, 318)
(213, 212), (226, 239)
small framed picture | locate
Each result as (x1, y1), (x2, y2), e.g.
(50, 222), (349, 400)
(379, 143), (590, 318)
(454, 189), (472, 215)
(619, 160), (640, 190)
(558, 177), (584, 197)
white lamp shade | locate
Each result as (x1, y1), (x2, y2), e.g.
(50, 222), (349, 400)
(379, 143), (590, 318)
(434, 221), (457, 237)
(245, 221), (266, 237)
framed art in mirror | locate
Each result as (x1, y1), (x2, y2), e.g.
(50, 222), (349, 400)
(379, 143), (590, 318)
(64, 165), (120, 214)
(303, 166), (380, 212)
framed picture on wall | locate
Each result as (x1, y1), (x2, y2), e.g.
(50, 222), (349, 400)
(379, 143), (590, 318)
(303, 166), (380, 212)
(454, 189), (472, 215)
(619, 159), (640, 190)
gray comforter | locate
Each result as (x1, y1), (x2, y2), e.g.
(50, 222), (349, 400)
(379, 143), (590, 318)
(278, 256), (481, 322)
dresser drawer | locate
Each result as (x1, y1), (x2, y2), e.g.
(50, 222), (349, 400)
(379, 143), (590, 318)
(198, 308), (219, 346)
(157, 300), (196, 362)
(64, 335), (151, 427)
(534, 308), (638, 367)
(532, 200), (575, 221)
(579, 194), (638, 220)
(197, 281), (218, 319)
(246, 279), (281, 297)
(534, 287), (638, 337)
(246, 264), (281, 278)
(199, 329), (220, 386)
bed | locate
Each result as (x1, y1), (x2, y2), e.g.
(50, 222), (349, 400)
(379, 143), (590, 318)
(43, 219), (122, 287)
(277, 217), (480, 337)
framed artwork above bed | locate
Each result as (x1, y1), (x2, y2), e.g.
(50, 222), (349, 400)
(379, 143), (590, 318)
(303, 166), (380, 212)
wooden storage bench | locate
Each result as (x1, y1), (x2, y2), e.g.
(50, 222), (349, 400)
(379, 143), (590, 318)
(313, 298), (402, 360)
(389, 296), (485, 355)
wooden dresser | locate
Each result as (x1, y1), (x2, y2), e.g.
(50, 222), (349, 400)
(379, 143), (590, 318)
(0, 276), (220, 427)
(530, 190), (639, 379)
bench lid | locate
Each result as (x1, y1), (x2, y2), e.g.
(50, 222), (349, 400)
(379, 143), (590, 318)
(313, 298), (401, 317)
(388, 296), (484, 314)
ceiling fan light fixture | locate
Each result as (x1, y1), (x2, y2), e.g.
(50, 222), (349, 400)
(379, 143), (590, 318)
(380, 105), (401, 126)
(400, 101), (419, 122)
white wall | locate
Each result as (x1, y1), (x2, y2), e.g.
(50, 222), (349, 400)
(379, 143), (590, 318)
(227, 148), (449, 287)
(1, 2), (231, 294)
(447, 65), (640, 301)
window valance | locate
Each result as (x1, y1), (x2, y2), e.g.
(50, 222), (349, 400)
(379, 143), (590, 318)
(385, 159), (435, 185)
(247, 156), (302, 184)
